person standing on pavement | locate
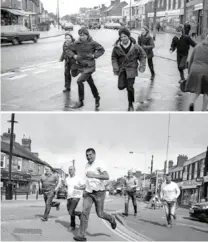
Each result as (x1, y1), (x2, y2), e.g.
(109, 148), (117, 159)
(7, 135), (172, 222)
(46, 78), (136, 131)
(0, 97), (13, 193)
(160, 173), (180, 228)
(40, 167), (61, 221)
(184, 21), (191, 36)
(170, 24), (196, 83)
(60, 32), (75, 93)
(65, 165), (85, 229)
(73, 148), (117, 241)
(111, 27), (146, 111)
(122, 170), (138, 216)
(138, 26), (155, 81)
(185, 28), (208, 111)
(65, 27), (105, 109)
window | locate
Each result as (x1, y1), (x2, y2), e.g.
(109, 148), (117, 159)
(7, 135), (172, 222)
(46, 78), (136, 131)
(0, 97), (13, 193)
(200, 159), (205, 177)
(194, 162), (197, 179)
(17, 158), (22, 171)
(189, 165), (192, 180)
(175, 0), (179, 9)
(183, 166), (187, 180)
(191, 163), (195, 179)
(1, 153), (6, 168)
(197, 161), (200, 177)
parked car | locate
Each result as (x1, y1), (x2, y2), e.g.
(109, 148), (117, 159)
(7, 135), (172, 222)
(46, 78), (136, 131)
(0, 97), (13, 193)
(104, 22), (122, 30)
(62, 22), (74, 31)
(1, 25), (40, 45)
(89, 22), (101, 29)
(189, 201), (208, 222)
(57, 186), (67, 199)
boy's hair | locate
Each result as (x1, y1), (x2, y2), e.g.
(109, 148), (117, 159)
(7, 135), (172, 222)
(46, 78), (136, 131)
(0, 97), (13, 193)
(86, 148), (96, 154)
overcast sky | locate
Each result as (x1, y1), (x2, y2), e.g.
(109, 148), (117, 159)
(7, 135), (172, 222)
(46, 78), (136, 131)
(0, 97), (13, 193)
(1, 113), (208, 180)
(42, 0), (110, 17)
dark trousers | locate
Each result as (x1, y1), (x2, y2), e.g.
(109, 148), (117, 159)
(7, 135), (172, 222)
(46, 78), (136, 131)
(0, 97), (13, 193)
(125, 191), (137, 214)
(164, 201), (176, 225)
(177, 54), (188, 80)
(118, 70), (135, 106)
(147, 58), (155, 76)
(79, 191), (113, 237)
(76, 73), (99, 102)
(64, 62), (71, 89)
(43, 191), (60, 219)
(66, 198), (81, 227)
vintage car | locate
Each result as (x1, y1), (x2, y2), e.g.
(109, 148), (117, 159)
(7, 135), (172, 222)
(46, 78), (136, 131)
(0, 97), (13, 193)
(189, 201), (208, 222)
(104, 22), (122, 30)
(61, 22), (74, 31)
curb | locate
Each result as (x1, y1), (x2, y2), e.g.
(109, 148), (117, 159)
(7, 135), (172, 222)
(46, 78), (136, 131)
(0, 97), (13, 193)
(115, 213), (153, 241)
(40, 33), (65, 39)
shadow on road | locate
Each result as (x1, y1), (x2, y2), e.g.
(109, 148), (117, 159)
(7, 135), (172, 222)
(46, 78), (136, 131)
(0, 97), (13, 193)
(175, 89), (184, 111)
(86, 231), (111, 238)
(138, 218), (166, 228)
(35, 214), (57, 219)
(1, 42), (35, 48)
(183, 216), (208, 224)
(55, 219), (77, 235)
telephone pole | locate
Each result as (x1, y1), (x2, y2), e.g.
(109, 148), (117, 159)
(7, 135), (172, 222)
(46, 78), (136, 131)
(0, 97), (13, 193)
(202, 0), (208, 34)
(165, 114), (171, 175)
(57, 0), (60, 29)
(153, 0), (157, 41)
(129, 0), (132, 30)
(6, 113), (18, 200)
(150, 155), (154, 174)
(183, 0), (187, 24)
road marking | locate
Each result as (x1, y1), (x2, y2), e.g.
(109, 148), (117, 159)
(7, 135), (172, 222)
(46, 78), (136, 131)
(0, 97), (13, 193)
(1, 72), (15, 77)
(20, 68), (36, 72)
(176, 222), (208, 232)
(33, 70), (47, 75)
(9, 74), (27, 80)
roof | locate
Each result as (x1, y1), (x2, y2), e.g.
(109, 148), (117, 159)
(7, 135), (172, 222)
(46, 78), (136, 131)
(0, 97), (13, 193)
(183, 152), (206, 166)
(169, 165), (183, 172)
(104, 1), (128, 13)
(1, 8), (34, 16)
(1, 141), (52, 168)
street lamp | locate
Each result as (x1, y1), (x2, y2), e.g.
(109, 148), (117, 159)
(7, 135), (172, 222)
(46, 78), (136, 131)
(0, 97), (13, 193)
(165, 114), (171, 175)
(129, 0), (132, 30)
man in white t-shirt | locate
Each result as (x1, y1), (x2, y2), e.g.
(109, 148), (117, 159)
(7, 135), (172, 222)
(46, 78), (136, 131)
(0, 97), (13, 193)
(65, 165), (85, 229)
(74, 148), (117, 241)
(160, 173), (180, 228)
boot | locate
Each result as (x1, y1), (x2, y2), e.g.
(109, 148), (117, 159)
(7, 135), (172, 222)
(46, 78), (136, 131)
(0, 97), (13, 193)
(72, 101), (84, 109)
(95, 96), (100, 108)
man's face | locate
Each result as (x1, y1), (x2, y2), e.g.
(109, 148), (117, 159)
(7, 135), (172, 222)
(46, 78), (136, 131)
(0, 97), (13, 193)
(166, 175), (171, 184)
(128, 171), (132, 177)
(86, 150), (96, 164)
(79, 33), (88, 42)
(45, 167), (51, 175)
(141, 28), (147, 36)
(68, 166), (75, 176)
(120, 33), (129, 45)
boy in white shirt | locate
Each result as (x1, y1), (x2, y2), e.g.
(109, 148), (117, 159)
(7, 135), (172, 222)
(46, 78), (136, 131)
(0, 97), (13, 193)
(65, 165), (85, 229)
(160, 173), (180, 228)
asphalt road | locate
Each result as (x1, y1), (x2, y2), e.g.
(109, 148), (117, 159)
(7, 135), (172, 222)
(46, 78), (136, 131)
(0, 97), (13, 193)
(1, 196), (208, 241)
(1, 27), (204, 111)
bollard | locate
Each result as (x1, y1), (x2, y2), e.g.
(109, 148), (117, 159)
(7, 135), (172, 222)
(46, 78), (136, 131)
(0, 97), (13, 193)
(26, 192), (28, 200)
(36, 191), (38, 200)
(15, 191), (17, 200)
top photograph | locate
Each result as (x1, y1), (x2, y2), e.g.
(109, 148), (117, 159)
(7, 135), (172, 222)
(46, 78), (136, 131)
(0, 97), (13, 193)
(1, 0), (208, 112)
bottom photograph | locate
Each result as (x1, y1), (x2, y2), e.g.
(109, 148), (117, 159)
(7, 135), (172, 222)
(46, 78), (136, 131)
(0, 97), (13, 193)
(1, 113), (208, 241)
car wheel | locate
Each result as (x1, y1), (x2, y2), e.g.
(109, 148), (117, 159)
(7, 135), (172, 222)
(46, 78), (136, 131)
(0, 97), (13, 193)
(33, 36), (38, 43)
(12, 38), (19, 45)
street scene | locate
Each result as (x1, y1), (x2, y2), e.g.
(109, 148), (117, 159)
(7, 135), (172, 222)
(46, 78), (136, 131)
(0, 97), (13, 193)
(1, 113), (208, 241)
(1, 0), (208, 111)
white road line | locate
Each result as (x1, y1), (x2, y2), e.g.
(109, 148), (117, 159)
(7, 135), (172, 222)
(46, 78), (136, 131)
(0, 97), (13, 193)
(20, 61), (58, 70)
(20, 68), (36, 72)
(33, 70), (47, 75)
(1, 72), (15, 77)
(9, 74), (27, 80)
(176, 222), (208, 231)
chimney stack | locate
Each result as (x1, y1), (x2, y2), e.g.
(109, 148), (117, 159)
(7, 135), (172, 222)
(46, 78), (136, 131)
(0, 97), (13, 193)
(22, 136), (32, 152)
(2, 128), (16, 144)
(111, 1), (115, 6)
(177, 154), (188, 167)
(168, 160), (174, 169)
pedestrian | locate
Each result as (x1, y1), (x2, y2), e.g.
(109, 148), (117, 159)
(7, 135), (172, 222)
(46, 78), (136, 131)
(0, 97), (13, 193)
(170, 24), (196, 83)
(190, 22), (197, 39)
(65, 165), (85, 229)
(156, 22), (161, 32)
(60, 32), (75, 92)
(160, 173), (180, 228)
(122, 170), (138, 216)
(185, 28), (208, 111)
(184, 21), (191, 35)
(40, 167), (61, 221)
(65, 27), (105, 109)
(73, 148), (117, 241)
(138, 26), (155, 81)
(111, 27), (146, 111)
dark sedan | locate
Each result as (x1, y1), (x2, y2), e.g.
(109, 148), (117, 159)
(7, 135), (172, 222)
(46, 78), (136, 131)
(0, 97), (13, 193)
(1, 25), (40, 45)
(57, 187), (67, 199)
(189, 201), (208, 222)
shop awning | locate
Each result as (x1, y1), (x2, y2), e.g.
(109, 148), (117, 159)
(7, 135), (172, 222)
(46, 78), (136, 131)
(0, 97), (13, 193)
(1, 8), (32, 16)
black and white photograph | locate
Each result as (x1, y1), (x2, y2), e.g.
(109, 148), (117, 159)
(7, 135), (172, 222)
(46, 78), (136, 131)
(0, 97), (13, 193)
(1, 113), (208, 241)
(1, 0), (208, 111)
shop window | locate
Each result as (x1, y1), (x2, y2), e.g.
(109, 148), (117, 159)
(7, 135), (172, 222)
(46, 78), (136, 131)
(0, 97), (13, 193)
(17, 158), (22, 171)
(1, 153), (6, 168)
(191, 163), (195, 179)
(183, 166), (187, 180)
(175, 0), (179, 9)
(200, 159), (205, 177)
(188, 165), (192, 180)
(194, 162), (197, 179)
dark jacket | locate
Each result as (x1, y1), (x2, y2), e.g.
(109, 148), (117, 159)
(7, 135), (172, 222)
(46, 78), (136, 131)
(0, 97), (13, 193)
(65, 36), (105, 73)
(111, 40), (147, 78)
(184, 23), (191, 35)
(186, 39), (208, 94)
(170, 35), (196, 56)
(60, 41), (75, 65)
(138, 34), (155, 59)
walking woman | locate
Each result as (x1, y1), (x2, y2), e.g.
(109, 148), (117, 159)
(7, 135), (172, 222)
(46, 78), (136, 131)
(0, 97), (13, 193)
(60, 32), (75, 92)
(186, 29), (208, 111)
(111, 27), (146, 111)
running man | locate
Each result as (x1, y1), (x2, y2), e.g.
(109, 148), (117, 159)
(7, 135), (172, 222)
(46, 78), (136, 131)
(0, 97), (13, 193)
(73, 148), (117, 241)
(160, 173), (180, 228)
(40, 167), (61, 221)
(65, 165), (85, 229)
(123, 170), (138, 216)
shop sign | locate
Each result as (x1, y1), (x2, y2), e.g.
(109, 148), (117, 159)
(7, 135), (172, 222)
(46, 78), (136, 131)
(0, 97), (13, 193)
(1, 170), (31, 181)
(203, 175), (208, 183)
(148, 12), (154, 18)
(194, 3), (203, 11)
(196, 178), (203, 183)
(182, 179), (202, 188)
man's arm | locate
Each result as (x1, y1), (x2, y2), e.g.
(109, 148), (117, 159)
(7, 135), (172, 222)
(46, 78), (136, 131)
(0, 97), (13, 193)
(188, 47), (195, 73)
(160, 185), (164, 200)
(170, 36), (177, 52)
(137, 45), (147, 73)
(86, 171), (109, 180)
(111, 47), (119, 75)
(143, 36), (155, 50)
(93, 41), (105, 59)
(64, 43), (77, 59)
(188, 36), (197, 48)
(54, 175), (62, 192)
(175, 184), (181, 199)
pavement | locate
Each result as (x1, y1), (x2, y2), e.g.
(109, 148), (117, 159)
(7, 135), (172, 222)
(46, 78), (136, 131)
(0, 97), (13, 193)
(39, 26), (65, 39)
(1, 26), (206, 111)
(1, 196), (208, 241)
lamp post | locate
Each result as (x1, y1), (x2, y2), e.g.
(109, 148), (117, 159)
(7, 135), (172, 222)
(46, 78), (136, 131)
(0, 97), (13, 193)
(57, 0), (60, 29)
(153, 0), (158, 41)
(165, 114), (171, 175)
(129, 0), (132, 30)
(6, 114), (18, 200)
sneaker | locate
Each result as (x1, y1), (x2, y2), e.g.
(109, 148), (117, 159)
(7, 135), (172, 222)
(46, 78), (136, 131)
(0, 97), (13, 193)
(150, 74), (155, 81)
(189, 103), (194, 111)
(63, 88), (71, 92)
(111, 216), (117, 230)
(56, 204), (60, 211)
(134, 212), (137, 216)
(128, 105), (134, 112)
(173, 214), (176, 220)
(72, 101), (84, 109)
(41, 218), (48, 222)
(73, 236), (87, 241)
(166, 224), (171, 228)
(95, 96), (100, 108)
(122, 213), (128, 216)
(71, 223), (76, 229)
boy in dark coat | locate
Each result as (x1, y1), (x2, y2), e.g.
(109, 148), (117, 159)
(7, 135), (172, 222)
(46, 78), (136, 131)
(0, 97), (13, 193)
(65, 27), (105, 109)
(138, 26), (155, 81)
(170, 24), (196, 83)
(60, 32), (75, 92)
(111, 27), (147, 111)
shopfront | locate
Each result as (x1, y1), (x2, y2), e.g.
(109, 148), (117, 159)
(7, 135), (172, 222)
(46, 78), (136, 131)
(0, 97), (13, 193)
(203, 175), (208, 200)
(1, 8), (28, 26)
